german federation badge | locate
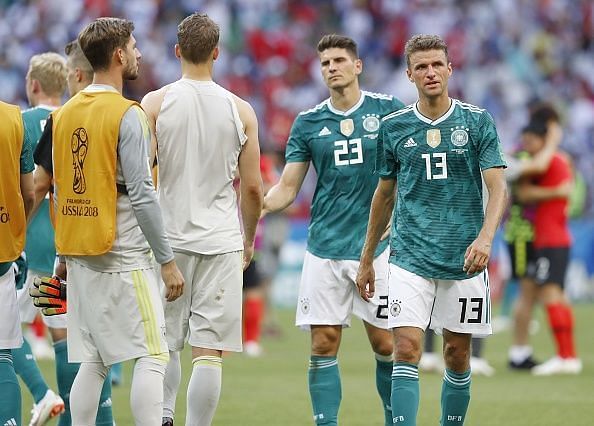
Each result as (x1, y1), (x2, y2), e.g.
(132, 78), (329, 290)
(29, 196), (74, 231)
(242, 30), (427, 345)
(340, 118), (354, 137)
(426, 129), (441, 148)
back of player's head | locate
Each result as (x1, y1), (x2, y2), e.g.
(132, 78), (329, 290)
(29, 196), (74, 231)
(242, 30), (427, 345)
(404, 34), (449, 68)
(65, 40), (93, 81)
(78, 17), (134, 72)
(177, 13), (219, 64)
(27, 52), (67, 97)
(317, 34), (358, 59)
(521, 120), (548, 138)
(529, 102), (560, 125)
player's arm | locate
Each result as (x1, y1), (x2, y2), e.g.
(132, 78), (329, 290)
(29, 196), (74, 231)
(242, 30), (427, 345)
(517, 122), (562, 177)
(235, 96), (264, 270)
(119, 106), (184, 301)
(515, 179), (572, 204)
(19, 129), (35, 219)
(356, 177), (396, 301)
(464, 167), (507, 275)
(140, 85), (169, 168)
(30, 114), (54, 218)
(262, 162), (309, 215)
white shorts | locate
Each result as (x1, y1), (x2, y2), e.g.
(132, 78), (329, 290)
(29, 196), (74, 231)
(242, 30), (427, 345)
(17, 269), (67, 329)
(66, 260), (168, 365)
(387, 264), (492, 337)
(0, 268), (23, 349)
(296, 249), (390, 330)
(164, 251), (243, 352)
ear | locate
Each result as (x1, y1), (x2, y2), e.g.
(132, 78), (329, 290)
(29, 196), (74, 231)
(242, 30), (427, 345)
(174, 44), (181, 59)
(354, 58), (363, 75)
(212, 46), (219, 61)
(406, 68), (413, 82)
(115, 47), (125, 66)
(31, 79), (41, 94)
(74, 68), (83, 83)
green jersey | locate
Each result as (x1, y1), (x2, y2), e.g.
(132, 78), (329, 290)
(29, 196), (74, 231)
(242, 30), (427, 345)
(286, 91), (404, 260)
(378, 99), (506, 279)
(23, 106), (56, 275)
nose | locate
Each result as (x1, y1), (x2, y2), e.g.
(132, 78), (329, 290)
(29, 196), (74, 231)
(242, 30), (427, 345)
(426, 65), (436, 77)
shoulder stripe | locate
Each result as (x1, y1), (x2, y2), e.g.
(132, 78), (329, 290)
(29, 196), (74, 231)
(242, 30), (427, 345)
(381, 105), (413, 122)
(299, 99), (329, 116)
(362, 90), (393, 101)
(457, 100), (485, 113)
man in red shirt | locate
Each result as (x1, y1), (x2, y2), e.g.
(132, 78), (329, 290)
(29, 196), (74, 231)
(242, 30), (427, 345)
(514, 120), (581, 375)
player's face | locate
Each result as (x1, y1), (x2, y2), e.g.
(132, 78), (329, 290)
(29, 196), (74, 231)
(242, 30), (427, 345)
(319, 48), (362, 91)
(521, 132), (545, 155)
(406, 49), (452, 100)
(122, 35), (141, 80)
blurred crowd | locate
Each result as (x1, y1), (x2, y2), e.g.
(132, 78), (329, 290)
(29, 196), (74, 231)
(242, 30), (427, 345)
(1, 0), (593, 212)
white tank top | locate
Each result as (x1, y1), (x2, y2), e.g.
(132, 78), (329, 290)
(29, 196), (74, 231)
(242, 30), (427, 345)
(156, 79), (247, 254)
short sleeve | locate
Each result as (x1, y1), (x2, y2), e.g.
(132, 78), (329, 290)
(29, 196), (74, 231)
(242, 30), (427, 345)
(376, 122), (398, 179)
(34, 115), (53, 173)
(285, 115), (311, 163)
(20, 117), (34, 174)
(478, 111), (507, 171)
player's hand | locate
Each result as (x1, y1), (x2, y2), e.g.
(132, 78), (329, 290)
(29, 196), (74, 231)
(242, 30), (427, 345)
(160, 260), (184, 302)
(29, 276), (67, 316)
(356, 261), (375, 302)
(243, 240), (255, 270)
(463, 236), (492, 275)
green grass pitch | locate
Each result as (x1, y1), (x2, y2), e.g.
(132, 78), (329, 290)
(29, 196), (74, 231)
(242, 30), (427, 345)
(22, 304), (594, 425)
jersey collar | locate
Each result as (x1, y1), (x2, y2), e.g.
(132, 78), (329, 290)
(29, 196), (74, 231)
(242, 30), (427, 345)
(413, 98), (456, 126)
(326, 91), (365, 116)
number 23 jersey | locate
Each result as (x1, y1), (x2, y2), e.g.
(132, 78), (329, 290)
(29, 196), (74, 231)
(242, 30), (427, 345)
(286, 91), (404, 260)
(377, 99), (506, 280)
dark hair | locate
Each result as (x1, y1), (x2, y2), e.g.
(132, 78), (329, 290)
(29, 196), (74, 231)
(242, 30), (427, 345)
(177, 13), (219, 64)
(78, 17), (134, 72)
(530, 103), (560, 125)
(317, 34), (358, 59)
(64, 39), (93, 79)
(521, 121), (548, 137)
(404, 34), (449, 68)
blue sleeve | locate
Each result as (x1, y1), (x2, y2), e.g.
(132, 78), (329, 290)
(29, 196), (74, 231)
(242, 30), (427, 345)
(478, 111), (507, 171)
(285, 115), (311, 163)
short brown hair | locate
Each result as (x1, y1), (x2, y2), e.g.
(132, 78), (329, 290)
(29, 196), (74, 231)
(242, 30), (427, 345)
(64, 40), (93, 81)
(28, 52), (67, 97)
(317, 34), (358, 59)
(404, 34), (449, 68)
(78, 17), (134, 71)
(177, 13), (219, 64)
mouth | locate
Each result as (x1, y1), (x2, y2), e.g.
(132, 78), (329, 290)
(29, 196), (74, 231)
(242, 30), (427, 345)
(425, 81), (439, 88)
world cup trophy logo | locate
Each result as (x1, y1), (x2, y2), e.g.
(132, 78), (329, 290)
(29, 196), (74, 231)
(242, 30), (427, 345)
(71, 128), (88, 194)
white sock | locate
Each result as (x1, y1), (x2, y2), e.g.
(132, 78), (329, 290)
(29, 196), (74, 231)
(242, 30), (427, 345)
(70, 362), (109, 425)
(509, 345), (532, 363)
(130, 356), (167, 425)
(163, 350), (181, 419)
(186, 356), (222, 426)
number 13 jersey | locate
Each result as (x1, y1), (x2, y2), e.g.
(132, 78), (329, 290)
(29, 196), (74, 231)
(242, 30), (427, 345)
(377, 99), (506, 280)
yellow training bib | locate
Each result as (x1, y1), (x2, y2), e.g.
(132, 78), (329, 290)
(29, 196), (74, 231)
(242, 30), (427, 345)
(0, 101), (26, 262)
(53, 91), (137, 255)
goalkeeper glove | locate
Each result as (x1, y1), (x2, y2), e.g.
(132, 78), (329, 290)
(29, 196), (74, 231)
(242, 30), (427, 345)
(30, 276), (67, 316)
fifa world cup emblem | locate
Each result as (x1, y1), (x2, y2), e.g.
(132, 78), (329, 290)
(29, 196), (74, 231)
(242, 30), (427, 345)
(71, 128), (88, 194)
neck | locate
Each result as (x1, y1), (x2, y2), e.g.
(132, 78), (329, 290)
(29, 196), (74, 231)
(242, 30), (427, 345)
(33, 94), (61, 108)
(181, 61), (213, 82)
(417, 93), (451, 120)
(329, 83), (361, 112)
(92, 70), (124, 93)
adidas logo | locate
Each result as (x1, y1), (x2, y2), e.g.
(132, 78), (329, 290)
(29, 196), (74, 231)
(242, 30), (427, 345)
(318, 127), (332, 136)
(4, 418), (17, 426)
(404, 138), (417, 148)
